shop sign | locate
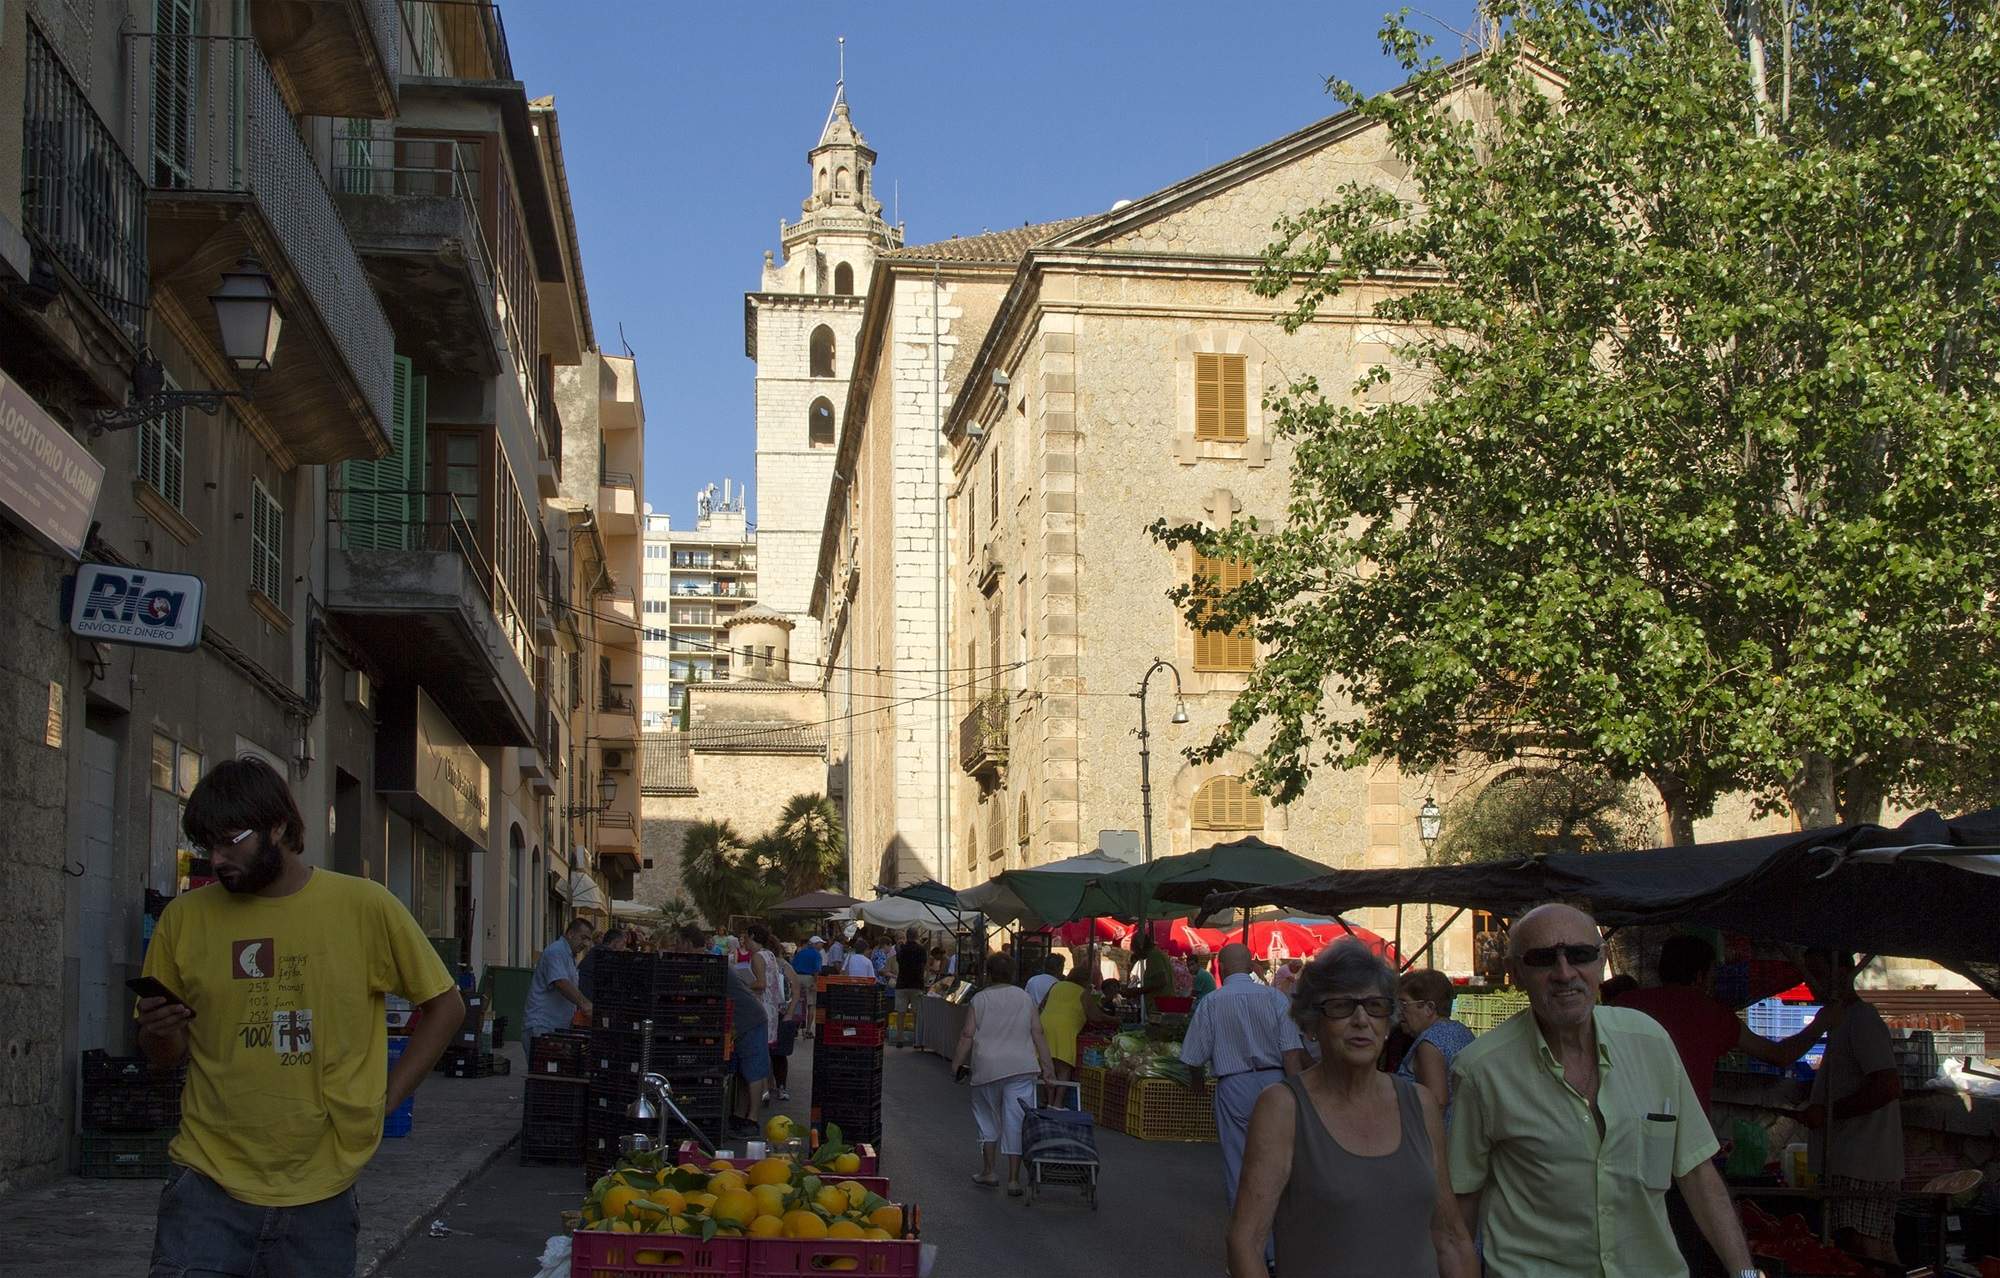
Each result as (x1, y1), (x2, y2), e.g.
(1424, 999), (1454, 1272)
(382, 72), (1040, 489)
(0, 369), (103, 559)
(416, 689), (488, 843)
(67, 562), (205, 651)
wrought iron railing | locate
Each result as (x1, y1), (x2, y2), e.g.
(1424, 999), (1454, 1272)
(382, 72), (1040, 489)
(21, 20), (147, 341)
(600, 683), (635, 714)
(959, 692), (1009, 774)
(401, 1), (512, 80)
(137, 31), (394, 439)
(601, 469), (636, 489)
(329, 488), (534, 681)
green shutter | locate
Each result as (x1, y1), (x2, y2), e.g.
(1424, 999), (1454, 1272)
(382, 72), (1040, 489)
(341, 355), (413, 549)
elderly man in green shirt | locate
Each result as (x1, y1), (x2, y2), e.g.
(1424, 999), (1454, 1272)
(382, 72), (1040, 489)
(1449, 904), (1765, 1278)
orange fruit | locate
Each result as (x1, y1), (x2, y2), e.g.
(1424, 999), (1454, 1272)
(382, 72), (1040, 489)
(827, 1220), (865, 1239)
(600, 1185), (642, 1220)
(747, 1157), (793, 1188)
(707, 1170), (747, 1196)
(834, 1180), (868, 1211)
(711, 1189), (758, 1229)
(749, 1215), (785, 1238)
(781, 1210), (828, 1239)
(862, 1228), (893, 1241)
(868, 1205), (903, 1236)
(647, 1187), (686, 1215)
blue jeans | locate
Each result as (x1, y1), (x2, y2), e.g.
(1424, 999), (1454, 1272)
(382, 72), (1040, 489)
(151, 1164), (359, 1278)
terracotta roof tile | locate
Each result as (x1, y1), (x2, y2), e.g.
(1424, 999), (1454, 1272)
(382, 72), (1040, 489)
(688, 722), (828, 754)
(639, 735), (696, 795)
(884, 216), (1101, 265)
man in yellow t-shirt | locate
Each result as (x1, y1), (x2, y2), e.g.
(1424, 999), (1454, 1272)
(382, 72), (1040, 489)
(137, 758), (465, 1278)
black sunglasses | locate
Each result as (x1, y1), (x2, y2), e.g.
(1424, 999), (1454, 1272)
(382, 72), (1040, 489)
(1317, 996), (1396, 1021)
(1520, 944), (1603, 968)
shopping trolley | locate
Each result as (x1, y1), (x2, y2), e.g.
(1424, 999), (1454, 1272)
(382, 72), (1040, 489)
(1019, 1080), (1098, 1209)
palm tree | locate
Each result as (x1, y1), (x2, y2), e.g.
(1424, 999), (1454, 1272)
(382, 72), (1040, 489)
(770, 793), (846, 897)
(679, 819), (750, 925)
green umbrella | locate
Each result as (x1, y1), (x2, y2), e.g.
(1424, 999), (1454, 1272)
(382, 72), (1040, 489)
(958, 850), (1135, 927)
(880, 878), (964, 909)
(1096, 836), (1332, 918)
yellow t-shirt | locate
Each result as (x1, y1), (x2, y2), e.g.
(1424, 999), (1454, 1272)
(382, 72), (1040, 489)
(140, 868), (456, 1206)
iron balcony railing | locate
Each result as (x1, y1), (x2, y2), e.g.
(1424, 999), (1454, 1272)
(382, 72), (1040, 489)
(401, 1), (512, 80)
(601, 470), (636, 490)
(361, 0), (404, 82)
(600, 683), (635, 714)
(21, 20), (147, 341)
(959, 692), (1009, 776)
(139, 31), (394, 439)
(329, 488), (534, 683)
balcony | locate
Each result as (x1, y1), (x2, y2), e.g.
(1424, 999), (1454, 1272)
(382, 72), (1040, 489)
(597, 584), (638, 627)
(520, 694), (556, 795)
(326, 490), (535, 746)
(958, 692), (1009, 781)
(599, 470), (639, 534)
(20, 22), (148, 347)
(535, 363), (563, 493)
(401, 0), (511, 80)
(595, 809), (639, 861)
(598, 682), (639, 744)
(252, 0), (400, 119)
(140, 33), (393, 463)
(333, 134), (501, 376)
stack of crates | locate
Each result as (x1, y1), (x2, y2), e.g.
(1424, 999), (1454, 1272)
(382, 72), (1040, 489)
(79, 1050), (181, 1178)
(813, 977), (887, 1146)
(440, 991), (509, 1078)
(584, 950), (729, 1185)
(520, 1030), (589, 1164)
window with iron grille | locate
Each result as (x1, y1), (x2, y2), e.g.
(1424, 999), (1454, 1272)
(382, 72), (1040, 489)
(1194, 353), (1248, 442)
(250, 478), (283, 604)
(136, 391), (186, 512)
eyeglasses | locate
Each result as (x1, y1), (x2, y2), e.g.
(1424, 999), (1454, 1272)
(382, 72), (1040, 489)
(1317, 996), (1395, 1021)
(1519, 944), (1603, 968)
(197, 829), (254, 856)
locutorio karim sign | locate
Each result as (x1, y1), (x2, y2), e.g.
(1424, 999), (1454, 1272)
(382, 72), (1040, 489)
(0, 369), (104, 558)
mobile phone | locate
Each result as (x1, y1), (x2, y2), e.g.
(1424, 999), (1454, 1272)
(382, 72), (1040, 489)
(127, 976), (189, 1009)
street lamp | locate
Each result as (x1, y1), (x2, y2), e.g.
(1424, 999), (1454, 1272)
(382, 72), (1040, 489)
(565, 771), (618, 819)
(1418, 794), (1442, 959)
(93, 257), (282, 434)
(1134, 658), (1189, 865)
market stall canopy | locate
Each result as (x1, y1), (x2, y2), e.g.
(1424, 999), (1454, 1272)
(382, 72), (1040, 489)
(1100, 836), (1339, 916)
(771, 889), (862, 913)
(566, 871), (606, 912)
(957, 849), (1137, 927)
(1201, 809), (2000, 992)
(879, 878), (964, 909)
(849, 896), (979, 931)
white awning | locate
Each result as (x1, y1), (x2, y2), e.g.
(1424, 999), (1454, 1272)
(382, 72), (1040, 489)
(567, 871), (606, 911)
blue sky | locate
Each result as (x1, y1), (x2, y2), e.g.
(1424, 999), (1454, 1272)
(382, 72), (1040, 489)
(504, 2), (1478, 527)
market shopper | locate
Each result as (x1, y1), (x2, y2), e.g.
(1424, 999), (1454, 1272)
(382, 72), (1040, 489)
(1132, 932), (1174, 1010)
(793, 934), (825, 1039)
(725, 935), (773, 1136)
(1180, 943), (1308, 1220)
(1449, 904), (1763, 1278)
(1041, 969), (1117, 1082)
(1395, 968), (1476, 1122)
(892, 928), (929, 1047)
(1025, 953), (1065, 1007)
(137, 758), (465, 1278)
(1228, 941), (1477, 1278)
(951, 951), (1055, 1195)
(1797, 950), (1904, 1266)
(746, 924), (795, 1104)
(526, 917), (598, 1058)
(842, 934), (877, 979)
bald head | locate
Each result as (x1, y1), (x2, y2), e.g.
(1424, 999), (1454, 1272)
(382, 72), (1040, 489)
(1507, 903), (1601, 963)
(1218, 942), (1253, 976)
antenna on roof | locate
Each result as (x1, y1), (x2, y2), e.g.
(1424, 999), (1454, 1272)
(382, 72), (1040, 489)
(838, 34), (846, 86)
(618, 321), (635, 358)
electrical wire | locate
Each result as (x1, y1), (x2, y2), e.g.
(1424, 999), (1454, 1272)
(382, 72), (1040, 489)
(688, 658), (1027, 748)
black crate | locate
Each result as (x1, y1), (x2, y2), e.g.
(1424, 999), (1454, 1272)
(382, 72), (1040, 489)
(596, 951), (728, 1003)
(519, 1129), (585, 1165)
(589, 1028), (727, 1078)
(588, 1075), (726, 1118)
(813, 1114), (882, 1146)
(819, 984), (890, 1023)
(80, 1130), (174, 1179)
(592, 999), (728, 1035)
(80, 1052), (183, 1131)
(527, 1030), (590, 1079)
(524, 1077), (589, 1126)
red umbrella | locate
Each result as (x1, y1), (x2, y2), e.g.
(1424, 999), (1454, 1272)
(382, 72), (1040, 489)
(1298, 920), (1401, 966)
(1243, 920), (1401, 965)
(1056, 917), (1132, 946)
(1146, 918), (1228, 957)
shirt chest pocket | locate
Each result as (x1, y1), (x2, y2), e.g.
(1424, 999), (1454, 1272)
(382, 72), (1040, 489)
(1639, 1115), (1677, 1190)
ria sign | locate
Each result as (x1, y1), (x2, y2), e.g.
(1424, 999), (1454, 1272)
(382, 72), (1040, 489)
(67, 563), (205, 651)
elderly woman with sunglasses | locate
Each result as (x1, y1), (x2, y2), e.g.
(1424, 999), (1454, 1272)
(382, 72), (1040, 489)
(1227, 940), (1477, 1278)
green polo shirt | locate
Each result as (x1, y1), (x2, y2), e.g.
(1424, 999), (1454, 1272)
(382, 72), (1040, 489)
(1449, 1005), (1719, 1278)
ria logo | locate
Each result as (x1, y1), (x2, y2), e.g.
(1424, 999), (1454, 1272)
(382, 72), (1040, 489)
(80, 571), (188, 627)
(67, 564), (204, 651)
(232, 938), (275, 980)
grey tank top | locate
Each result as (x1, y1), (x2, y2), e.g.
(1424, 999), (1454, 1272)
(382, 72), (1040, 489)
(1273, 1074), (1438, 1277)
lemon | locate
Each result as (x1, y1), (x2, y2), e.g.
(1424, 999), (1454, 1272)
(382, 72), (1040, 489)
(749, 1214), (785, 1238)
(750, 1184), (788, 1218)
(600, 1185), (643, 1221)
(684, 1192), (716, 1213)
(647, 1187), (686, 1214)
(834, 1180), (868, 1211)
(747, 1156), (793, 1187)
(862, 1228), (893, 1241)
(827, 1220), (865, 1239)
(764, 1114), (798, 1144)
(826, 1260), (860, 1272)
(781, 1209), (828, 1239)
(610, 1219), (633, 1233)
(707, 1170), (748, 1196)
(677, 1162), (706, 1176)
(709, 1158), (738, 1172)
(832, 1152), (861, 1174)
(712, 1189), (759, 1229)
(868, 1204), (903, 1236)
(813, 1186), (849, 1216)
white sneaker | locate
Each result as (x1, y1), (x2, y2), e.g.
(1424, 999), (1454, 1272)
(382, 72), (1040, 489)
(778, 1088), (791, 1102)
(761, 1090), (775, 1104)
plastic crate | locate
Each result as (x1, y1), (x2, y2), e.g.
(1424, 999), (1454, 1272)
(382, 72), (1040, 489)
(1457, 990), (1531, 1035)
(1125, 1076), (1217, 1142)
(818, 1019), (886, 1047)
(521, 1120), (585, 1164)
(589, 1078), (725, 1117)
(80, 1052), (183, 1131)
(595, 951), (729, 1004)
(570, 1230), (747, 1278)
(1078, 1066), (1104, 1117)
(1746, 998), (1822, 1039)
(811, 1044), (885, 1079)
(1096, 1072), (1130, 1134)
(818, 984), (890, 1023)
(80, 1130), (174, 1178)
(594, 1000), (729, 1036)
(531, 1031), (592, 1079)
(745, 1238), (920, 1278)
(1932, 1031), (1986, 1060)
(590, 1029), (728, 1078)
(525, 1077), (591, 1125)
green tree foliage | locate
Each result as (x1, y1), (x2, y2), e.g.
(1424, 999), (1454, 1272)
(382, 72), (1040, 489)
(771, 793), (847, 897)
(1433, 768), (1660, 864)
(1155, 1), (2000, 842)
(672, 799), (848, 926)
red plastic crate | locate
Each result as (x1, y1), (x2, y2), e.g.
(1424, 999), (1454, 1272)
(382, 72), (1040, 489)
(672, 1142), (881, 1179)
(818, 1020), (885, 1047)
(571, 1231), (747, 1278)
(745, 1239), (919, 1278)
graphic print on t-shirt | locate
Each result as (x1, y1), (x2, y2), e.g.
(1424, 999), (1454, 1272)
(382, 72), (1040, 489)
(232, 936), (314, 1066)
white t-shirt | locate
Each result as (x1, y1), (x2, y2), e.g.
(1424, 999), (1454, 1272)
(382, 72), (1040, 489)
(1809, 1000), (1904, 1182)
(843, 952), (876, 979)
(1024, 973), (1059, 1006)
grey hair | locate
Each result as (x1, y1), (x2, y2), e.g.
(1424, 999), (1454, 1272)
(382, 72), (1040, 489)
(1291, 939), (1400, 1032)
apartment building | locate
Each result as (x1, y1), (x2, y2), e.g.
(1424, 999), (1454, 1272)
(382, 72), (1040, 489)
(640, 484), (757, 729)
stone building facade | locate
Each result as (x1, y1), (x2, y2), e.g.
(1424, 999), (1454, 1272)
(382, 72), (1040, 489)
(747, 84), (901, 680)
(637, 609), (828, 915)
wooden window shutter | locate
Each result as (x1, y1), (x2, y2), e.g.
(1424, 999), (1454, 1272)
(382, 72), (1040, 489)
(1192, 776), (1263, 831)
(1191, 551), (1255, 672)
(1194, 353), (1248, 442)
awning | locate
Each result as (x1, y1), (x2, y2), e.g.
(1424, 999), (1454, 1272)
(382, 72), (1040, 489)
(567, 871), (607, 912)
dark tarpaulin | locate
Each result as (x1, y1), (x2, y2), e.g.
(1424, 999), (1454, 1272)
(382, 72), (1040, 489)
(1201, 810), (2000, 995)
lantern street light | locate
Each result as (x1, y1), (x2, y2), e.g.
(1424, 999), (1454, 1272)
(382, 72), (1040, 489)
(565, 771), (619, 819)
(93, 257), (282, 434)
(1418, 794), (1443, 958)
(1134, 657), (1190, 865)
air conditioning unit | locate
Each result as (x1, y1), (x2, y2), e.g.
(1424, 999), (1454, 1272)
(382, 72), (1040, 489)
(343, 670), (372, 712)
(603, 749), (629, 772)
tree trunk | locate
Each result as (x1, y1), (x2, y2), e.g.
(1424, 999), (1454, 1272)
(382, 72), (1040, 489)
(1652, 772), (1697, 845)
(1837, 767), (1885, 827)
(1789, 752), (1840, 830)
